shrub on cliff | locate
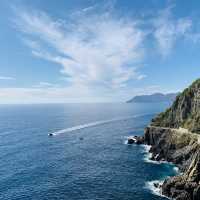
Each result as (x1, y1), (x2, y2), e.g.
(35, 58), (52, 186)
(151, 79), (200, 133)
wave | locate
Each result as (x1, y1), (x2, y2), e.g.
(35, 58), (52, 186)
(143, 147), (181, 171)
(142, 145), (158, 164)
(143, 146), (179, 199)
(50, 113), (153, 136)
(124, 138), (128, 145)
(143, 145), (171, 165)
(145, 180), (163, 196)
(173, 166), (179, 173)
(145, 180), (172, 199)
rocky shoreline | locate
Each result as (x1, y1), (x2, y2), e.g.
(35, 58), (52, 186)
(127, 79), (200, 199)
(133, 126), (200, 200)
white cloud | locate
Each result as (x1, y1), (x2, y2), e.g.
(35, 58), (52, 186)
(0, 85), (167, 104)
(0, 86), (92, 104)
(15, 7), (146, 91)
(136, 74), (146, 80)
(153, 7), (192, 57)
(9, 4), (194, 104)
(33, 82), (59, 88)
(0, 76), (15, 80)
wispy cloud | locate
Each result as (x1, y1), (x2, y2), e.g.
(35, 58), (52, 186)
(33, 82), (59, 88)
(153, 7), (192, 57)
(9, 3), (197, 103)
(14, 5), (146, 91)
(0, 84), (167, 104)
(0, 76), (15, 80)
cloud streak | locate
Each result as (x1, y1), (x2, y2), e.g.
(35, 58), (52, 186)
(0, 85), (166, 104)
(0, 76), (15, 80)
(153, 7), (192, 57)
(15, 7), (146, 90)
(9, 3), (197, 103)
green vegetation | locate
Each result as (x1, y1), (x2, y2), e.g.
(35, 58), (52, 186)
(151, 78), (200, 133)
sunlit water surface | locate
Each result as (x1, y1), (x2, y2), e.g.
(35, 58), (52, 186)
(0, 103), (177, 200)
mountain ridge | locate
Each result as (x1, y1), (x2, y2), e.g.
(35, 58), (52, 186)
(127, 92), (179, 103)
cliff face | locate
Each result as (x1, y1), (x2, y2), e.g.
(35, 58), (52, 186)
(151, 79), (200, 133)
(144, 126), (200, 200)
(143, 79), (200, 200)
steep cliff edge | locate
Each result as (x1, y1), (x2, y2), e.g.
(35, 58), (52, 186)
(142, 79), (200, 200)
(151, 79), (200, 133)
(144, 126), (200, 200)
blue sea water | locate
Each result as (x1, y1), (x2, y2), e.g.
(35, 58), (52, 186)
(0, 103), (177, 200)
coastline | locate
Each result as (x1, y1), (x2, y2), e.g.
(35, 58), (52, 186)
(142, 144), (179, 199)
(139, 126), (200, 200)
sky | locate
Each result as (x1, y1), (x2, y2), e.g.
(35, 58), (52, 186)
(1, 0), (200, 103)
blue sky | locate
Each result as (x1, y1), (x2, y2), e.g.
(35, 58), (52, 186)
(1, 0), (200, 103)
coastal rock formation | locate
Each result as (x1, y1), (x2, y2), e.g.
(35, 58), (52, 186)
(144, 126), (200, 199)
(151, 79), (200, 133)
(127, 136), (144, 144)
(142, 79), (200, 200)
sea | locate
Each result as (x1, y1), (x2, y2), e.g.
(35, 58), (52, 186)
(0, 103), (178, 200)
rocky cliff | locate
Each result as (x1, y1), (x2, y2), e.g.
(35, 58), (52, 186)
(151, 79), (200, 133)
(142, 79), (200, 200)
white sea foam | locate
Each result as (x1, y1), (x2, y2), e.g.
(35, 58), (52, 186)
(143, 145), (170, 165)
(145, 180), (172, 199)
(143, 145), (158, 163)
(142, 144), (151, 153)
(124, 139), (128, 145)
(50, 113), (152, 136)
(173, 166), (179, 173)
(142, 141), (179, 199)
(145, 180), (163, 197)
(124, 136), (137, 145)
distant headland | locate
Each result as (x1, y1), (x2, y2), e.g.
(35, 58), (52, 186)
(127, 92), (179, 103)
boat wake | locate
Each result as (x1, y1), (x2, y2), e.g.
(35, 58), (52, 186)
(49, 113), (152, 136)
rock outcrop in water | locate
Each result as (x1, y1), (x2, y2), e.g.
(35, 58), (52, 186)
(141, 79), (200, 200)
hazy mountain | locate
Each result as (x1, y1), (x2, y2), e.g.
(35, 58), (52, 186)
(127, 92), (179, 103)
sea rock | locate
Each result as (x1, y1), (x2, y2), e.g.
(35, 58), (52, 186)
(135, 136), (144, 144)
(193, 185), (200, 200)
(127, 137), (135, 144)
(153, 182), (161, 189)
(127, 136), (144, 144)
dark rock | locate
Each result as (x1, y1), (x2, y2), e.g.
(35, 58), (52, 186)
(193, 185), (200, 200)
(153, 182), (161, 188)
(175, 191), (191, 200)
(141, 79), (200, 200)
(127, 137), (136, 144)
(127, 136), (144, 145)
(135, 136), (144, 144)
(144, 126), (200, 199)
